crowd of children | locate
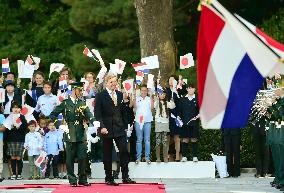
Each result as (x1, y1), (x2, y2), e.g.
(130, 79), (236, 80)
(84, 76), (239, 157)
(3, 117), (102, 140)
(0, 67), (200, 181)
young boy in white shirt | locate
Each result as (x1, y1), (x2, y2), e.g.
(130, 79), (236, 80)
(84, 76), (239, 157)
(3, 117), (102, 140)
(35, 81), (59, 118)
(24, 120), (43, 180)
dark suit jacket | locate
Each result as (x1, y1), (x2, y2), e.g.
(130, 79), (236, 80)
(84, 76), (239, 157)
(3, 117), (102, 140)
(94, 89), (127, 138)
(3, 92), (22, 109)
(177, 96), (199, 126)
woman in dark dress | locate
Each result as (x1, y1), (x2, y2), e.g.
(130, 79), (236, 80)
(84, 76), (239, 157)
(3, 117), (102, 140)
(166, 75), (181, 161)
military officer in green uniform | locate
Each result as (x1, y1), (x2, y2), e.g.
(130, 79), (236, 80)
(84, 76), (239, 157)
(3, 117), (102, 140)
(266, 88), (284, 190)
(50, 82), (99, 187)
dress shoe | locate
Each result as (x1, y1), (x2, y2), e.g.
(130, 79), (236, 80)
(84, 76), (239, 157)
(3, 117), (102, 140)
(113, 170), (119, 179)
(70, 183), (77, 187)
(106, 180), (119, 186)
(78, 182), (91, 186)
(254, 174), (261, 178)
(0, 177), (4, 182)
(122, 178), (136, 184)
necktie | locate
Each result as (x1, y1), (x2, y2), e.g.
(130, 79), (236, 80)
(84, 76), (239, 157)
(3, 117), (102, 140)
(111, 91), (117, 106)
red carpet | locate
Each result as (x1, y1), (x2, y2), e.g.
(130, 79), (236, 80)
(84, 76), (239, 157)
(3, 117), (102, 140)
(0, 183), (166, 193)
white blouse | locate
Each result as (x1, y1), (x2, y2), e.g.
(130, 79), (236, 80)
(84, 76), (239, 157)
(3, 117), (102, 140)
(154, 100), (169, 123)
(135, 96), (153, 123)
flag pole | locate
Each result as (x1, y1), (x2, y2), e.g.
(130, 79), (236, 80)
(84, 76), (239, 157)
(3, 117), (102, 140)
(208, 1), (284, 63)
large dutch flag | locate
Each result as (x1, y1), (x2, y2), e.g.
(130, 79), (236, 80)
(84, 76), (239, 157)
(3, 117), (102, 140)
(197, 0), (284, 129)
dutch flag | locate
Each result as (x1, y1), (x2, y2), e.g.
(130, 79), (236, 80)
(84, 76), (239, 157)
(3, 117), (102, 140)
(58, 114), (63, 121)
(2, 58), (10, 73)
(59, 76), (68, 90)
(156, 84), (164, 95)
(135, 71), (144, 85)
(132, 62), (147, 71)
(197, 0), (284, 129)
(171, 113), (183, 128)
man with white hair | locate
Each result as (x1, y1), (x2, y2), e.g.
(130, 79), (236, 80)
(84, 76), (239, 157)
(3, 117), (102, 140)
(95, 73), (135, 186)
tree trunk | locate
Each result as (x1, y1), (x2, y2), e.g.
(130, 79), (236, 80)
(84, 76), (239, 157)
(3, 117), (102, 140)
(134, 0), (176, 85)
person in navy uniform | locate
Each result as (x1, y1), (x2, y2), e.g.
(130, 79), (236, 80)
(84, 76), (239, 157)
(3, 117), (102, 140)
(94, 73), (135, 186)
(177, 83), (200, 162)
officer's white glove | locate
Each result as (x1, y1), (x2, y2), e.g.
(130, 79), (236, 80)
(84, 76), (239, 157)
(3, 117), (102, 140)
(90, 136), (100, 144)
(88, 127), (98, 135)
(93, 121), (100, 128)
(127, 124), (133, 138)
(59, 125), (69, 134)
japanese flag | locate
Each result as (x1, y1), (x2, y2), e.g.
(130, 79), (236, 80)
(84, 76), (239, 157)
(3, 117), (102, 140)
(35, 151), (47, 168)
(122, 79), (134, 94)
(25, 114), (36, 123)
(57, 92), (67, 103)
(115, 59), (126, 74)
(83, 47), (93, 57)
(14, 114), (22, 128)
(21, 104), (35, 116)
(139, 115), (144, 130)
(180, 53), (194, 69)
(25, 55), (34, 65)
(49, 63), (65, 78)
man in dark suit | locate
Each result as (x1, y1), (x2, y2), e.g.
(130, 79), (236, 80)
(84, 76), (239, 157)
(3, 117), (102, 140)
(94, 73), (135, 186)
(222, 128), (241, 177)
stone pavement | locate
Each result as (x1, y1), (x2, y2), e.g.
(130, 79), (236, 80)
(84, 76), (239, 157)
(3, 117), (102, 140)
(0, 173), (281, 193)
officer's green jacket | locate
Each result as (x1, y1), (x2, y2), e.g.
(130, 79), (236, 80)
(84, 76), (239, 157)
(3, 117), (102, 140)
(50, 97), (96, 142)
(267, 97), (284, 122)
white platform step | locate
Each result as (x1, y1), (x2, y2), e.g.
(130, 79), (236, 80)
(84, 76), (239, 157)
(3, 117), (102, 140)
(91, 162), (215, 179)
(2, 161), (216, 179)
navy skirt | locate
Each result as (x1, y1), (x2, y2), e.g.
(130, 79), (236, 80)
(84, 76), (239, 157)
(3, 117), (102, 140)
(180, 125), (199, 138)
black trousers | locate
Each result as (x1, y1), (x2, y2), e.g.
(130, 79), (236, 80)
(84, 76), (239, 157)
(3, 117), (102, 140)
(224, 134), (240, 177)
(46, 155), (59, 177)
(253, 133), (270, 175)
(129, 131), (137, 162)
(102, 135), (129, 181)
